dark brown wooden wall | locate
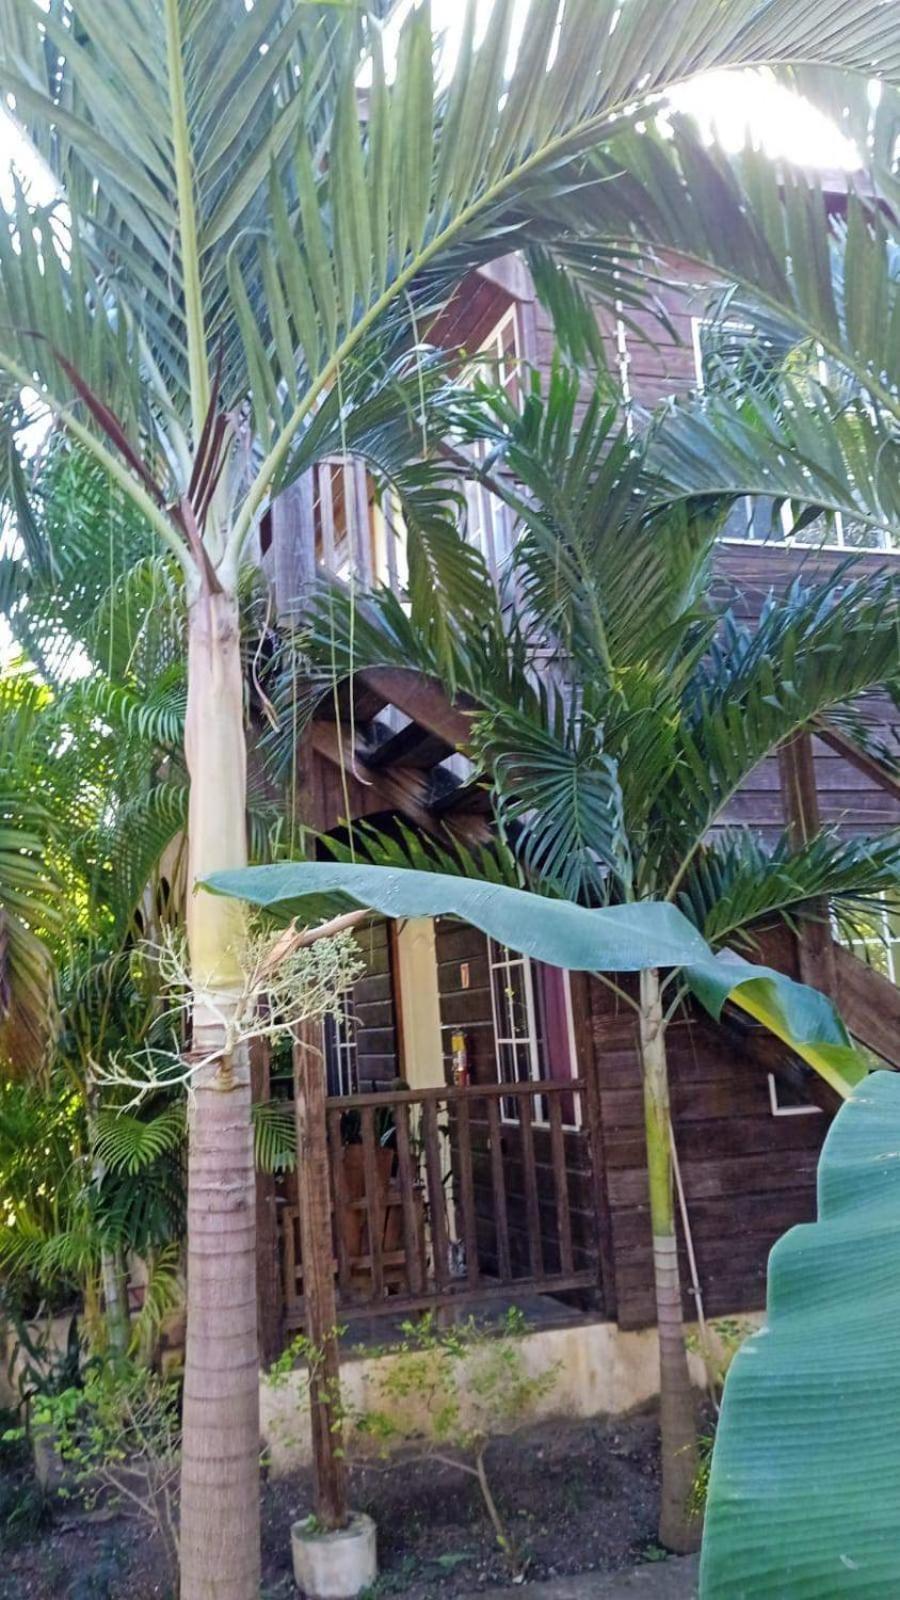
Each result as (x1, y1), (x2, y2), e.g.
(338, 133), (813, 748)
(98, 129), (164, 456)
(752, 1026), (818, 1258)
(349, 918), (400, 1091)
(586, 925), (830, 1331)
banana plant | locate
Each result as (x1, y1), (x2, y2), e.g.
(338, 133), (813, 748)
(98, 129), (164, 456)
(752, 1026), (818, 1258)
(3, 3), (900, 1591)
(700, 1068), (900, 1597)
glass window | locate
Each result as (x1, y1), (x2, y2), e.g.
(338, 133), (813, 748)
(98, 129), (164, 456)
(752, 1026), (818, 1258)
(324, 987), (359, 1098)
(487, 940), (579, 1126)
(836, 895), (900, 985)
(690, 316), (895, 552)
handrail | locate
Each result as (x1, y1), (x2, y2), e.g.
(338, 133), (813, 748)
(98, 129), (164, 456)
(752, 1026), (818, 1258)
(813, 718), (900, 804)
(326, 1078), (585, 1111)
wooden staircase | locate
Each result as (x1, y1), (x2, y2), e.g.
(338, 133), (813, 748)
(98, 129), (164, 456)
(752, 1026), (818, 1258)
(833, 942), (900, 1070)
(779, 724), (900, 1074)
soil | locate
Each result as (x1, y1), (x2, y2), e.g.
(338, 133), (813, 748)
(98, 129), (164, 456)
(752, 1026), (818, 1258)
(0, 1411), (665, 1599)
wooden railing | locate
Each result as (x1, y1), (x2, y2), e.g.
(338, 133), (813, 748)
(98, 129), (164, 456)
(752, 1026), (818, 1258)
(280, 1078), (599, 1326)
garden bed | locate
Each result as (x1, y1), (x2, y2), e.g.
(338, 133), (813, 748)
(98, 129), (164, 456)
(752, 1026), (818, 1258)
(1, 1410), (665, 1599)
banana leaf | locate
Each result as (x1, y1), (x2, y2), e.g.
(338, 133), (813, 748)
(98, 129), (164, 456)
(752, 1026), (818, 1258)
(701, 1070), (900, 1598)
(203, 863), (868, 1095)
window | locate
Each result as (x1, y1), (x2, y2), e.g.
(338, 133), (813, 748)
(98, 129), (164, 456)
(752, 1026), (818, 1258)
(463, 306), (522, 580)
(836, 895), (900, 985)
(487, 939), (579, 1126)
(313, 457), (379, 585)
(691, 316), (895, 552)
(324, 987), (359, 1098)
(767, 1072), (823, 1118)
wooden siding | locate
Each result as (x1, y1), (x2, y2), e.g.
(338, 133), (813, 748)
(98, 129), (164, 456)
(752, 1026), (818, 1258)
(588, 925), (829, 1331)
(350, 917), (400, 1091)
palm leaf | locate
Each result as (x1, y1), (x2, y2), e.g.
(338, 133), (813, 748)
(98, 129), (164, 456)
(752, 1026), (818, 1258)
(681, 829), (900, 950)
(93, 1104), (185, 1177)
(252, 1099), (295, 1174)
(475, 694), (633, 902)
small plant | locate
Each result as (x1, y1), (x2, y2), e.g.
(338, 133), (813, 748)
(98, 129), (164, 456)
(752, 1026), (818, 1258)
(641, 1541), (670, 1563)
(354, 1309), (560, 1581)
(688, 1430), (716, 1523)
(268, 1323), (351, 1469)
(34, 1359), (182, 1594)
(0, 1405), (54, 1548)
(685, 1315), (754, 1403)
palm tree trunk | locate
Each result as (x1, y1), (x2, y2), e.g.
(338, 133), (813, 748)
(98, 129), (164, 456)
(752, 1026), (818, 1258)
(639, 967), (700, 1554)
(101, 1248), (130, 1357)
(88, 1081), (132, 1356)
(178, 587), (261, 1600)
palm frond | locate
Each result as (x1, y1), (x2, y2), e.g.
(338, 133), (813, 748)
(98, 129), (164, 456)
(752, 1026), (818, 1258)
(474, 693), (632, 903)
(320, 816), (524, 889)
(680, 828), (900, 948)
(252, 1099), (295, 1174)
(93, 1104), (185, 1177)
(650, 378), (900, 551)
(658, 567), (900, 893)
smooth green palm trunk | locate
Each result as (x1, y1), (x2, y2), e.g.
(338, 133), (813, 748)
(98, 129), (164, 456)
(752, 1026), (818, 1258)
(639, 968), (700, 1553)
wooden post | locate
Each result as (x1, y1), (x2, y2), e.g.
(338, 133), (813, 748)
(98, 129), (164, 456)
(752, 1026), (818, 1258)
(250, 1038), (283, 1365)
(571, 972), (618, 1319)
(778, 729), (838, 995)
(294, 1019), (349, 1531)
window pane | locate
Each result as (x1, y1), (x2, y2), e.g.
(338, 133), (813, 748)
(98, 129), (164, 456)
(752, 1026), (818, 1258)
(496, 1041), (518, 1086)
(535, 964), (573, 1079)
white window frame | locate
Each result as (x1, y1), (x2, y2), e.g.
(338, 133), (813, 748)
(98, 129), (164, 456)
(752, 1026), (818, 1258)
(487, 939), (580, 1128)
(767, 1072), (823, 1118)
(690, 316), (896, 554)
(835, 892), (900, 986)
(324, 986), (359, 1098)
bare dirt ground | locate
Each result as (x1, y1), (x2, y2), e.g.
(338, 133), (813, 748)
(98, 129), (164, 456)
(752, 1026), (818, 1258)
(1, 1410), (667, 1599)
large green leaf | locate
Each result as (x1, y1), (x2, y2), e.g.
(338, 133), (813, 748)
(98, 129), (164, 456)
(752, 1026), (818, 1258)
(205, 861), (711, 971)
(203, 862), (869, 1093)
(701, 1069), (900, 1597)
(684, 949), (870, 1098)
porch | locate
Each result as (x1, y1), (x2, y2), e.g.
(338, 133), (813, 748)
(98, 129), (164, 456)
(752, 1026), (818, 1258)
(278, 1074), (603, 1333)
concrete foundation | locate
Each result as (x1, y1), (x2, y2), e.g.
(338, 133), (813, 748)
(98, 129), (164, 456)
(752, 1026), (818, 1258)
(291, 1511), (377, 1599)
(261, 1314), (760, 1474)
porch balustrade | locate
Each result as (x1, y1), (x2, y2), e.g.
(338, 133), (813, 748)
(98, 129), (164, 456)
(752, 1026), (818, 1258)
(279, 1077), (600, 1328)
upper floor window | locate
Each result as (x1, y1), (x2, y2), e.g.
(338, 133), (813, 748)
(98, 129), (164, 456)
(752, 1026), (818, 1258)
(836, 894), (900, 986)
(487, 939), (579, 1127)
(691, 316), (896, 552)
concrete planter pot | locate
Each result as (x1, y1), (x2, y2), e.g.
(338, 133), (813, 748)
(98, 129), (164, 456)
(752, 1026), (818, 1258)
(291, 1511), (377, 1599)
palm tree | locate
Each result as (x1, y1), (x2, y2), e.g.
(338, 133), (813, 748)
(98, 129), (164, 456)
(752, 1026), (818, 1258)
(0, 675), (58, 1075)
(290, 369), (900, 1547)
(2, 4), (899, 1590)
(0, 446), (191, 1353)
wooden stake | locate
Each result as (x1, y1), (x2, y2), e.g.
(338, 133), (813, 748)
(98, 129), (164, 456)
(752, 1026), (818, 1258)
(293, 1019), (349, 1531)
(250, 1038), (282, 1365)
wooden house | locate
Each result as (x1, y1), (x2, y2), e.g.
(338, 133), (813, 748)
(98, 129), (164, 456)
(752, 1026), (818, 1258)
(251, 246), (900, 1375)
